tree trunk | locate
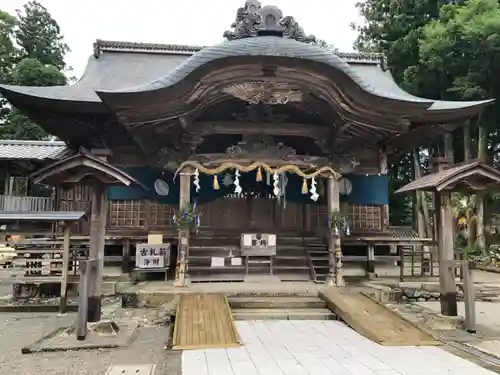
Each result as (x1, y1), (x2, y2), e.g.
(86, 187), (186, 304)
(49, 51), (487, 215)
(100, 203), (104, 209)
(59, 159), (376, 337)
(477, 121), (487, 254)
(464, 123), (472, 162)
(413, 149), (432, 238)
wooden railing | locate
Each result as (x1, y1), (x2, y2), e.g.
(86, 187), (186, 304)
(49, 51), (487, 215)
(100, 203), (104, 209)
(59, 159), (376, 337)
(0, 195), (54, 212)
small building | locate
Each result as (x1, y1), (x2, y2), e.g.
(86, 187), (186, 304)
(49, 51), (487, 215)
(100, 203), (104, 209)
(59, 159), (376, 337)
(0, 1), (492, 284)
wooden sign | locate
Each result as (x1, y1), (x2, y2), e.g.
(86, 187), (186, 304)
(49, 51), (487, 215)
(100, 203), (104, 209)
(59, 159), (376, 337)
(136, 243), (170, 269)
(240, 233), (277, 256)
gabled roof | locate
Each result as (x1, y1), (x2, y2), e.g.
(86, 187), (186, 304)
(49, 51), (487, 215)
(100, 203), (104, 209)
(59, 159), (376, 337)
(30, 152), (142, 187)
(396, 161), (500, 193)
(0, 140), (69, 161)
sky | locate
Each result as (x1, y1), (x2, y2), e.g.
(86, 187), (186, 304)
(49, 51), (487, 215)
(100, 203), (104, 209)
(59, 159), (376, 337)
(3, 0), (364, 79)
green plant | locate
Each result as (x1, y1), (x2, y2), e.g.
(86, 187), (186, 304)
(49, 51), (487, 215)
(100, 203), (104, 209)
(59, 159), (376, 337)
(328, 210), (351, 236)
(172, 202), (201, 230)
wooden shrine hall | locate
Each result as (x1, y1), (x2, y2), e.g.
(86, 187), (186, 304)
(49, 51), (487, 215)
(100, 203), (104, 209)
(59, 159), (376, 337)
(0, 0), (494, 286)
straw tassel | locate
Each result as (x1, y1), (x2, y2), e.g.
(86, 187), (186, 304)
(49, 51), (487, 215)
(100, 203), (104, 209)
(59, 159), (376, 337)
(302, 178), (308, 194)
(213, 175), (220, 190)
(256, 167), (263, 182)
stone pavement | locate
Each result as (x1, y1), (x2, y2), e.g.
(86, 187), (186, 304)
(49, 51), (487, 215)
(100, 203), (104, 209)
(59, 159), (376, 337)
(0, 311), (181, 375)
(182, 320), (496, 375)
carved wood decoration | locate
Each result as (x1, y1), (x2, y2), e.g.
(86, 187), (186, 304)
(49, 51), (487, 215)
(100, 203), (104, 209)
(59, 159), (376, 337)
(226, 135), (297, 160)
(223, 81), (303, 105)
(223, 1), (315, 43)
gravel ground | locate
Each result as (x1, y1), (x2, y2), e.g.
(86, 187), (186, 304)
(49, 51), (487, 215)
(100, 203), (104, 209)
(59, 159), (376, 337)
(0, 312), (182, 375)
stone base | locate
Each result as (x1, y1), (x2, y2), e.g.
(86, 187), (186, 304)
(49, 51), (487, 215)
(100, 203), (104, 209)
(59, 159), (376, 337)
(21, 320), (138, 354)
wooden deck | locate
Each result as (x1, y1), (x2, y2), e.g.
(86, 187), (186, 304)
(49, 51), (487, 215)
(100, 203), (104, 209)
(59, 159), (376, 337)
(173, 294), (241, 350)
(319, 288), (440, 346)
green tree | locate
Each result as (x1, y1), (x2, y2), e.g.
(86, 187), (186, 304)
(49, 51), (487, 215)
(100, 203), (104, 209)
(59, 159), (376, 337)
(15, 1), (69, 71)
(0, 1), (69, 140)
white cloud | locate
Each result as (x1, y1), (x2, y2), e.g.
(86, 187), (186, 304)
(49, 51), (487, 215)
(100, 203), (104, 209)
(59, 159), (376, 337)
(2, 0), (363, 78)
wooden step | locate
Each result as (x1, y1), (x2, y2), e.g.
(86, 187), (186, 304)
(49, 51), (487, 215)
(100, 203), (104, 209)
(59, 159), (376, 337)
(231, 307), (334, 320)
(228, 296), (327, 309)
(190, 274), (245, 283)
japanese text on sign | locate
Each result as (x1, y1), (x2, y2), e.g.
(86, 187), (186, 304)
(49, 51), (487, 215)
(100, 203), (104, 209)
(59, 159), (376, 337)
(135, 243), (170, 269)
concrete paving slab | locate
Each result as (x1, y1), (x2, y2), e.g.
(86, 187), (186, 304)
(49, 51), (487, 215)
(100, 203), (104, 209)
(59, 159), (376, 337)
(21, 320), (138, 353)
(182, 320), (497, 375)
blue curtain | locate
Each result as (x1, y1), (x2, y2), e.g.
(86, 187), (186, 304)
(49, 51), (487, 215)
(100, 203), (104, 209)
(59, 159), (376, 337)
(108, 167), (389, 206)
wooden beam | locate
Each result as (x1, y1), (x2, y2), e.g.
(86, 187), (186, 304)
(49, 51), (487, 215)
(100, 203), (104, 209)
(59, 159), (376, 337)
(193, 121), (329, 138)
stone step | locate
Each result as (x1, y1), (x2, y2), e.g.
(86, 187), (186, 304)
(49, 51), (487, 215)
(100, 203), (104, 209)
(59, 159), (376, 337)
(229, 296), (327, 309)
(231, 308), (335, 321)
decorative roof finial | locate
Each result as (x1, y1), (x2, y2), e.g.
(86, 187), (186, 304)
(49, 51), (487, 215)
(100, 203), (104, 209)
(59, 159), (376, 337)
(223, 1), (316, 43)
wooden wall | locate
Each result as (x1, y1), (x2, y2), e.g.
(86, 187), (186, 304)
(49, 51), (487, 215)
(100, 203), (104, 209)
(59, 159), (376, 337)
(57, 185), (384, 235)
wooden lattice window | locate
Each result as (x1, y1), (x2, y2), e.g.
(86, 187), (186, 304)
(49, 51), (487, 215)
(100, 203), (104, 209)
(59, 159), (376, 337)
(108, 200), (146, 229)
(148, 202), (175, 228)
(345, 204), (382, 230)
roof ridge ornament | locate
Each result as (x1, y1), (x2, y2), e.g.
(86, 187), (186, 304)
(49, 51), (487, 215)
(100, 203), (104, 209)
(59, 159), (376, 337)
(223, 0), (316, 43)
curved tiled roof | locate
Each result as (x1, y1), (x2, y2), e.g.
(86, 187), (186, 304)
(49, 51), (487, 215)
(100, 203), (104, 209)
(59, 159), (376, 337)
(0, 36), (492, 114)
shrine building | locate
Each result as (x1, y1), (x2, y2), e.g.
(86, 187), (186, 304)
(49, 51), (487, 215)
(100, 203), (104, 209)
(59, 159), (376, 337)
(0, 1), (493, 285)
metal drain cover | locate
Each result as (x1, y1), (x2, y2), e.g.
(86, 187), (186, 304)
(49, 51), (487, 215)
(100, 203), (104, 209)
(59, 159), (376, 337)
(105, 364), (156, 375)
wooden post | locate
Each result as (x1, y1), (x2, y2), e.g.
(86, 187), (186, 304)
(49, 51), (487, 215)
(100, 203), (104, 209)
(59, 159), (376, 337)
(174, 168), (191, 287)
(380, 150), (389, 232)
(87, 182), (105, 322)
(366, 244), (375, 277)
(121, 238), (131, 273)
(327, 176), (344, 286)
(462, 260), (476, 333)
(59, 222), (71, 314)
(436, 191), (458, 316)
(303, 204), (311, 233)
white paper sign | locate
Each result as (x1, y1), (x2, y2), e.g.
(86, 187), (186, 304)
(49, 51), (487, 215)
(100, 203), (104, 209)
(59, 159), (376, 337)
(231, 257), (242, 266)
(268, 234), (276, 247)
(243, 234), (252, 247)
(211, 257), (225, 267)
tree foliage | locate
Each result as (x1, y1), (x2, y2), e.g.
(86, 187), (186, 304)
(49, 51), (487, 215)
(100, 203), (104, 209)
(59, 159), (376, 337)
(0, 1), (69, 140)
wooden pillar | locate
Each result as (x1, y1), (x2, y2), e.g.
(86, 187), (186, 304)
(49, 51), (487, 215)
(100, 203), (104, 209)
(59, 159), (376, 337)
(121, 238), (131, 273)
(87, 182), (106, 322)
(436, 191), (458, 316)
(59, 222), (71, 314)
(366, 244), (375, 277)
(380, 150), (389, 232)
(174, 168), (191, 287)
(3, 172), (10, 195)
(302, 204), (311, 233)
(327, 176), (344, 286)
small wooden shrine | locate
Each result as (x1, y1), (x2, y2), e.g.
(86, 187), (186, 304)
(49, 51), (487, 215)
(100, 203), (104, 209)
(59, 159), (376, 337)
(0, 1), (493, 286)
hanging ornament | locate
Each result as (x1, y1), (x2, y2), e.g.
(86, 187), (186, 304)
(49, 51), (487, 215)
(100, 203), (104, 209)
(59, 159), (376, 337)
(256, 167), (263, 182)
(301, 178), (308, 194)
(196, 214), (201, 234)
(273, 172), (280, 197)
(266, 171), (271, 185)
(334, 225), (340, 236)
(193, 168), (201, 192)
(309, 177), (319, 201)
(213, 175), (220, 190)
(281, 173), (288, 208)
(234, 170), (243, 194)
(223, 173), (233, 187)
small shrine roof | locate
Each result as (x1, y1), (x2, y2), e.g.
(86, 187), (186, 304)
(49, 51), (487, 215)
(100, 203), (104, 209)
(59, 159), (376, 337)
(396, 161), (500, 193)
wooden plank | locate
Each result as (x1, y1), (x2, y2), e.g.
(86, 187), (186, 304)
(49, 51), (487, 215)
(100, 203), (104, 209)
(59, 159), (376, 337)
(173, 294), (241, 350)
(319, 288), (439, 346)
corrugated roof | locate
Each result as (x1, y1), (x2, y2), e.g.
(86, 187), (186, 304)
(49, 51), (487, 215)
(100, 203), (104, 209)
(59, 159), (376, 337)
(0, 211), (85, 222)
(396, 161), (500, 193)
(0, 140), (69, 161)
